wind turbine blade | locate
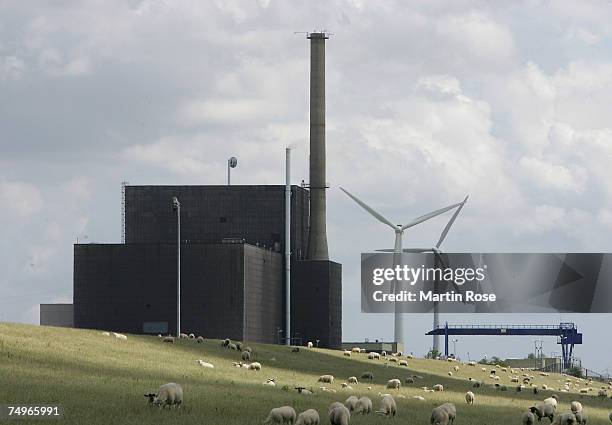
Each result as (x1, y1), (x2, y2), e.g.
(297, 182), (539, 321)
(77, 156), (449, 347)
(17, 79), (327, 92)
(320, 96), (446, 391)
(340, 187), (396, 230)
(435, 252), (467, 304)
(401, 201), (463, 231)
(375, 248), (432, 253)
(436, 195), (469, 248)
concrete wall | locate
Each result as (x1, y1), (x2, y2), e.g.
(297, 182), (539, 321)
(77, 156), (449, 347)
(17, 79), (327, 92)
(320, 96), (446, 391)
(40, 303), (73, 328)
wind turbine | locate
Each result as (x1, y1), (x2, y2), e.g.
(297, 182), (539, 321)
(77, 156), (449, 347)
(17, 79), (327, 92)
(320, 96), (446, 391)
(340, 187), (466, 346)
(390, 195), (469, 354)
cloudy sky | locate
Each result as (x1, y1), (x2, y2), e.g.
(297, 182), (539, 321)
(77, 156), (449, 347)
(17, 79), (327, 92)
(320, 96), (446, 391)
(2, 0), (612, 372)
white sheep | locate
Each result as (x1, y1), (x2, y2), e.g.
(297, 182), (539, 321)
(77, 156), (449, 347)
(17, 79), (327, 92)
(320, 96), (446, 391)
(318, 375), (334, 384)
(399, 359), (408, 366)
(264, 406), (297, 424)
(196, 336), (204, 343)
(221, 338), (230, 347)
(530, 403), (555, 422)
(179, 333), (188, 339)
(522, 411), (536, 425)
(101, 331), (110, 336)
(354, 397), (372, 415)
(340, 383), (353, 390)
(351, 347), (361, 353)
(368, 352), (380, 360)
(433, 384), (444, 392)
(295, 409), (319, 425)
(229, 343), (238, 350)
(465, 391), (474, 405)
(188, 333), (195, 339)
(388, 357), (398, 363)
(112, 332), (127, 340)
(343, 350), (352, 357)
(386, 379), (401, 389)
(263, 378), (276, 386)
(347, 376), (358, 384)
(329, 405), (350, 425)
(574, 411), (587, 425)
(248, 362), (262, 371)
(196, 359), (214, 368)
(146, 382), (183, 409)
(241, 351), (251, 361)
(162, 336), (175, 343)
(544, 396), (558, 409)
(454, 365), (460, 372)
(307, 341), (314, 348)
(344, 395), (358, 411)
(448, 372), (453, 376)
(376, 395), (397, 417)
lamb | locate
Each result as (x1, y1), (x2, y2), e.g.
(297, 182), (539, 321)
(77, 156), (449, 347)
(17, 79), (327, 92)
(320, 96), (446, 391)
(343, 350), (352, 357)
(347, 376), (358, 384)
(196, 336), (204, 343)
(465, 391), (475, 405)
(381, 351), (387, 356)
(344, 395), (359, 411)
(295, 409), (319, 425)
(162, 336), (175, 343)
(376, 395), (397, 417)
(431, 405), (450, 425)
(329, 405), (350, 425)
(523, 412), (536, 425)
(574, 411), (587, 425)
(146, 382), (183, 409)
(386, 378), (401, 389)
(264, 406), (297, 424)
(248, 362), (262, 371)
(530, 402), (555, 423)
(112, 332), (127, 340)
(433, 384), (444, 392)
(360, 371), (373, 380)
(307, 341), (314, 348)
(196, 359), (214, 368)
(318, 375), (334, 384)
(553, 413), (577, 425)
(241, 351), (251, 361)
(544, 396), (558, 409)
(354, 397), (372, 415)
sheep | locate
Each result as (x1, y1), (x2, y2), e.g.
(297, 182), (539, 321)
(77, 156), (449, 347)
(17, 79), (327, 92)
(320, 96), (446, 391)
(386, 379), (401, 389)
(236, 342), (243, 351)
(431, 405), (450, 425)
(407, 354), (414, 359)
(347, 376), (358, 384)
(574, 411), (587, 425)
(473, 380), (482, 388)
(340, 383), (352, 389)
(448, 372), (453, 376)
(399, 359), (408, 366)
(351, 347), (361, 353)
(221, 338), (230, 347)
(542, 384), (549, 390)
(320, 387), (336, 393)
(468, 361), (476, 366)
(162, 336), (175, 343)
(440, 403), (456, 423)
(405, 377), (415, 384)
(263, 378), (276, 386)
(179, 333), (188, 339)
(354, 397), (372, 415)
(368, 352), (380, 360)
(553, 413), (577, 425)
(196, 336), (204, 343)
(388, 357), (398, 363)
(196, 359), (214, 368)
(465, 391), (475, 404)
(344, 395), (359, 411)
(544, 396), (558, 409)
(523, 412), (536, 425)
(245, 346), (253, 353)
(295, 387), (313, 395)
(413, 395), (426, 401)
(579, 389), (588, 394)
(433, 384), (444, 392)
(318, 375), (334, 384)
(360, 371), (373, 380)
(229, 343), (238, 350)
(112, 332), (127, 340)
(534, 387), (540, 394)
(329, 405), (350, 425)
(188, 333), (195, 339)
(241, 351), (251, 362)
(599, 389), (608, 398)
(264, 406), (297, 424)
(454, 365), (460, 372)
(146, 382), (183, 409)
(381, 351), (387, 356)
(343, 350), (351, 357)
(328, 402), (344, 414)
(482, 367), (487, 372)
(530, 402), (555, 423)
(101, 331), (110, 336)
(295, 409), (319, 425)
(517, 385), (525, 392)
(248, 362), (262, 371)
(376, 395), (396, 417)
(307, 341), (314, 348)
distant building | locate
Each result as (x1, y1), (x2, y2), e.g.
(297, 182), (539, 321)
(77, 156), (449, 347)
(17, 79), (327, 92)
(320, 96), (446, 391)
(40, 303), (73, 328)
(341, 341), (404, 354)
(71, 185), (342, 348)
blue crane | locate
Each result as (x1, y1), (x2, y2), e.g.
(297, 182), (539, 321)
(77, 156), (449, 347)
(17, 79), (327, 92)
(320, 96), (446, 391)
(426, 322), (582, 369)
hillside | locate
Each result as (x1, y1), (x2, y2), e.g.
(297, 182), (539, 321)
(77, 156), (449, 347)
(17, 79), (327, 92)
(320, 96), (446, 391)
(0, 323), (610, 425)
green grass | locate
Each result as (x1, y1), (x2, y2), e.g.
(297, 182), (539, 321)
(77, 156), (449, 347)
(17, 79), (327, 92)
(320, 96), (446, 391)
(0, 322), (610, 424)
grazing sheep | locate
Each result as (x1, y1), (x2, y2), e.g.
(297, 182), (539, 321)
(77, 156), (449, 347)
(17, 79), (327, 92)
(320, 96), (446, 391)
(229, 343), (238, 350)
(381, 351), (387, 356)
(431, 406), (450, 425)
(343, 350), (351, 357)
(386, 379), (401, 389)
(433, 384), (444, 392)
(405, 377), (415, 384)
(407, 354), (414, 359)
(599, 389), (608, 398)
(368, 352), (380, 360)
(147, 382), (183, 409)
(448, 372), (453, 376)
(295, 409), (319, 425)
(482, 367), (487, 372)
(264, 378), (276, 386)
(162, 336), (175, 343)
(112, 332), (127, 340)
(377, 395), (397, 417)
(295, 387), (313, 395)
(235, 342), (243, 351)
(523, 412), (536, 425)
(318, 375), (334, 384)
(248, 362), (262, 371)
(530, 402), (555, 423)
(399, 359), (408, 366)
(241, 351), (251, 362)
(329, 405), (350, 425)
(340, 383), (351, 389)
(101, 331), (110, 336)
(574, 411), (587, 425)
(360, 371), (373, 380)
(347, 377), (358, 384)
(354, 397), (372, 415)
(465, 391), (475, 405)
(544, 396), (558, 409)
(307, 341), (314, 348)
(344, 396), (359, 411)
(351, 347), (361, 353)
(264, 406), (297, 424)
(196, 336), (204, 343)
(179, 333), (188, 339)
(440, 403), (456, 423)
(388, 357), (398, 363)
(188, 333), (195, 339)
(553, 413), (577, 425)
(196, 359), (214, 368)
(454, 365), (460, 372)
(473, 380), (482, 388)
(221, 338), (230, 347)
(245, 346), (253, 353)
(517, 385), (525, 392)
(542, 384), (549, 390)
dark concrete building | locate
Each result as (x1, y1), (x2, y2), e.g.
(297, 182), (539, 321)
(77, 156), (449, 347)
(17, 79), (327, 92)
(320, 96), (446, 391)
(40, 303), (74, 328)
(73, 184), (342, 347)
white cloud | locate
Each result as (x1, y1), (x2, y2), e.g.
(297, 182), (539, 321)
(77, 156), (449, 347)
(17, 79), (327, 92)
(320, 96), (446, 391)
(0, 179), (43, 217)
(518, 156), (587, 193)
(0, 55), (25, 80)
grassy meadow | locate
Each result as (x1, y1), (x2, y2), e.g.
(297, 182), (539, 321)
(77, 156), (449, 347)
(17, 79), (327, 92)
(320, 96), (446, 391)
(0, 322), (611, 424)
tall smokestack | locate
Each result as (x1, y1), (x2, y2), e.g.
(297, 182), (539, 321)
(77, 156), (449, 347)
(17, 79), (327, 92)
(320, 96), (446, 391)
(306, 32), (329, 261)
